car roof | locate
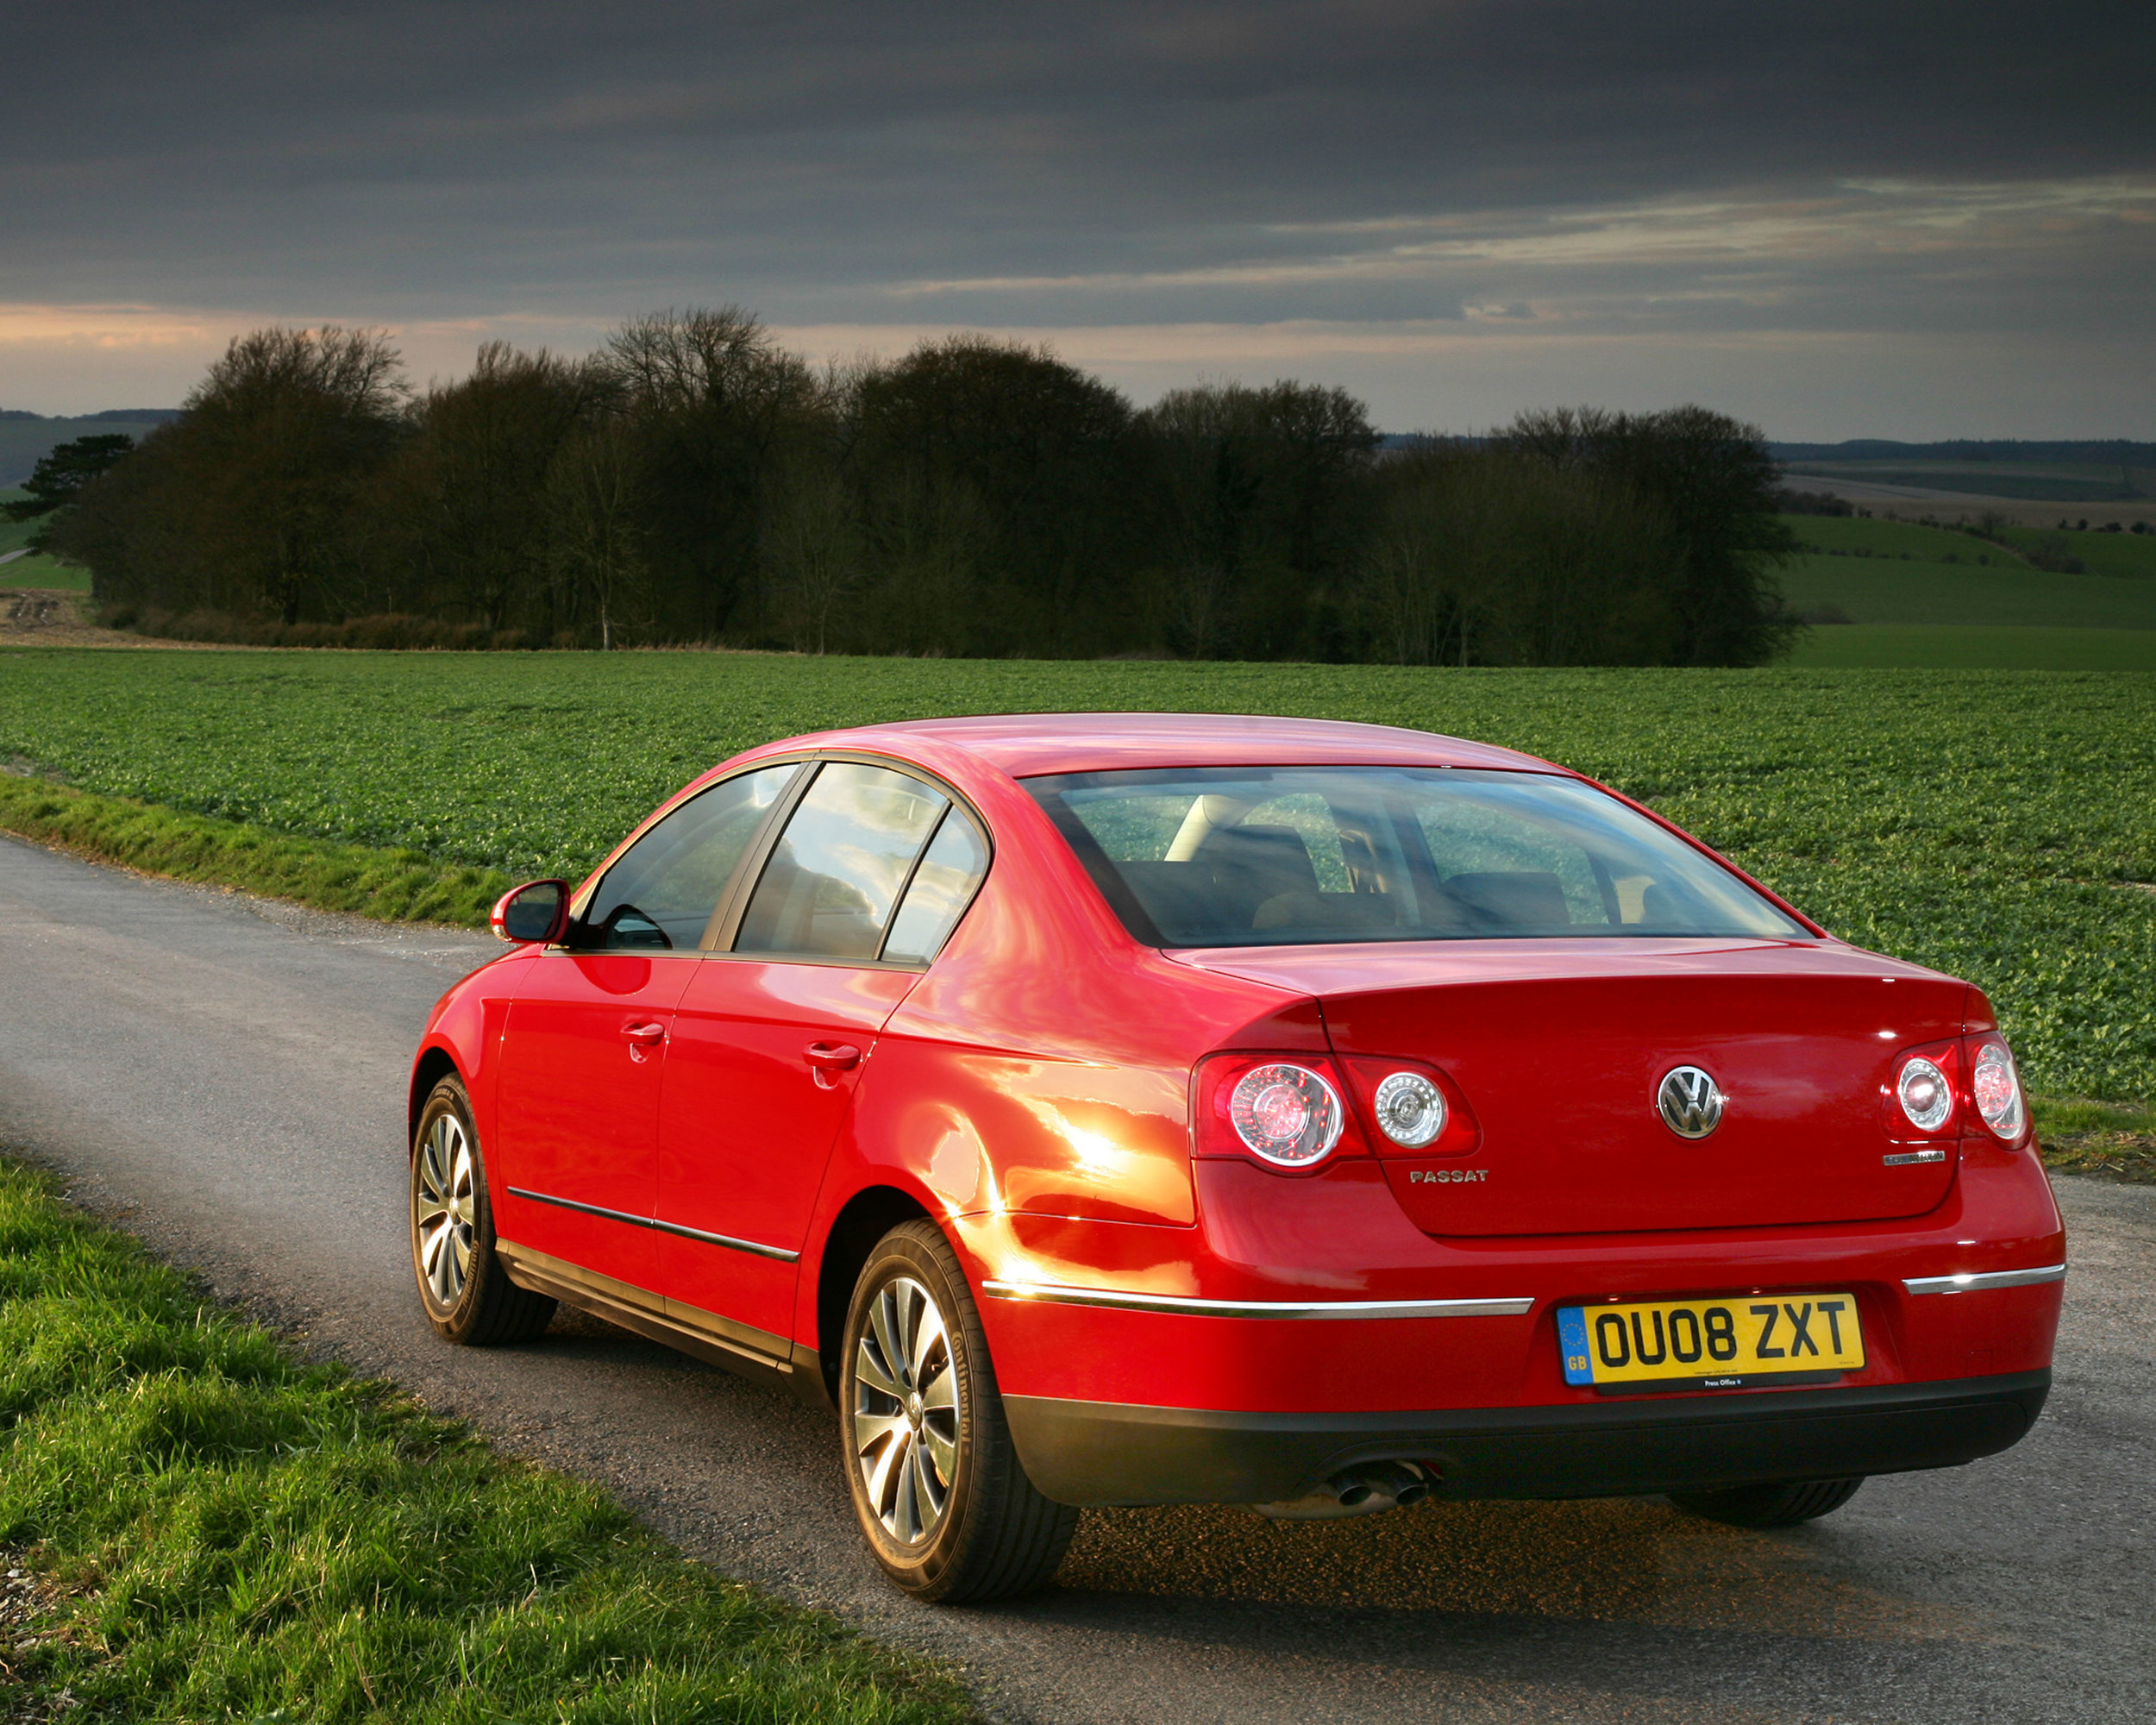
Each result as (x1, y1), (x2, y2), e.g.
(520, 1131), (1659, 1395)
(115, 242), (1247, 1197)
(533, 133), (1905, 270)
(771, 712), (1562, 779)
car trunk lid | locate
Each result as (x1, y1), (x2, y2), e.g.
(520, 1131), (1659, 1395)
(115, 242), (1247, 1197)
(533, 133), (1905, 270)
(1169, 939), (1966, 1236)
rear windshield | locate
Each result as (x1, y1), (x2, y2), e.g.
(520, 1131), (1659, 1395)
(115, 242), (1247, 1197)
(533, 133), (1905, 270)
(1026, 766), (1807, 947)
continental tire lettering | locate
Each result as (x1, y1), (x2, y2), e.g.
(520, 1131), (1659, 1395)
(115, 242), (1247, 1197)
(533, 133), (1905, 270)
(1407, 1169), (1490, 1183)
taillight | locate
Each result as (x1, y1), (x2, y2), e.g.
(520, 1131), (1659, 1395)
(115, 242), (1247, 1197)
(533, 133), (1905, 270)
(1885, 1039), (1961, 1139)
(1898, 1056), (1954, 1132)
(1883, 1034), (2029, 1145)
(1968, 1036), (2027, 1141)
(1339, 1057), (1482, 1158)
(1194, 1055), (1357, 1170)
(1371, 1071), (1446, 1147)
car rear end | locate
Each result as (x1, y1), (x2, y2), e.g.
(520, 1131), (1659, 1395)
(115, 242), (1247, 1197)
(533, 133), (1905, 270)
(983, 756), (2062, 1513)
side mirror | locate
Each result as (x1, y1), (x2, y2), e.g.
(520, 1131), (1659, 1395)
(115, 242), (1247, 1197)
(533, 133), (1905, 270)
(491, 879), (570, 945)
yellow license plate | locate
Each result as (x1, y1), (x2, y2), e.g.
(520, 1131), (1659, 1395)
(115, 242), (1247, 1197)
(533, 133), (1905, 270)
(1558, 1294), (1865, 1392)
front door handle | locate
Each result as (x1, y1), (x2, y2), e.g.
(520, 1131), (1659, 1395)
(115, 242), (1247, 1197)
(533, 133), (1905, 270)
(623, 1022), (667, 1046)
(805, 1041), (862, 1071)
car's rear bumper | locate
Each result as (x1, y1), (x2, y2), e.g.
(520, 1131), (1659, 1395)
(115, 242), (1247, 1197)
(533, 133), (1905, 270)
(1003, 1370), (2049, 1506)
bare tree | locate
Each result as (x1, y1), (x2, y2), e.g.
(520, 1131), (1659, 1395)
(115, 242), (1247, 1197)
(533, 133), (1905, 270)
(545, 414), (647, 649)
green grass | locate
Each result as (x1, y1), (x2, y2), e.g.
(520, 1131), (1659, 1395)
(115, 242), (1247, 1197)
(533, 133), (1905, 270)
(2030, 1097), (2156, 1183)
(1, 488), (95, 590)
(1992, 525), (2156, 580)
(1784, 625), (2156, 670)
(0, 550), (92, 591)
(0, 774), (511, 925)
(1778, 555), (2156, 630)
(0, 1157), (973, 1723)
(0, 649), (2150, 1104)
(1780, 515), (2023, 562)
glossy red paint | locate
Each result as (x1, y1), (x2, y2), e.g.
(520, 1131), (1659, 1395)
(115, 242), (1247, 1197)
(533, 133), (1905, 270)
(411, 712), (2065, 1511)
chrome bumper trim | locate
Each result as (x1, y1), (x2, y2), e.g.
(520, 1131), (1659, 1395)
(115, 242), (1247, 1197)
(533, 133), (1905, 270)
(505, 1186), (799, 1263)
(1903, 1263), (2066, 1295)
(981, 1280), (1535, 1320)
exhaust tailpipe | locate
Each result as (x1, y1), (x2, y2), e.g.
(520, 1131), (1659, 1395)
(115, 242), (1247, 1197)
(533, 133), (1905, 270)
(1250, 1460), (1437, 1521)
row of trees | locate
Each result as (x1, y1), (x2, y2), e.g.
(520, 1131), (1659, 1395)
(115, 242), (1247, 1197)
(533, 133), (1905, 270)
(52, 312), (1801, 665)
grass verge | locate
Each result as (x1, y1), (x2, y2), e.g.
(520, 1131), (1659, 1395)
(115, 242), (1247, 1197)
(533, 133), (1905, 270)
(0, 774), (504, 927)
(2032, 1096), (2156, 1183)
(0, 1157), (974, 1723)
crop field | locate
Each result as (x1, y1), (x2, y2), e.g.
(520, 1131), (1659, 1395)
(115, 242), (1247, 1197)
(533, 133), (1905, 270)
(1788, 626), (2156, 672)
(0, 648), (2151, 1103)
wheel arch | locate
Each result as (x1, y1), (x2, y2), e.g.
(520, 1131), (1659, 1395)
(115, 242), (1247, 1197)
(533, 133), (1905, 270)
(814, 1183), (937, 1402)
(409, 1043), (462, 1149)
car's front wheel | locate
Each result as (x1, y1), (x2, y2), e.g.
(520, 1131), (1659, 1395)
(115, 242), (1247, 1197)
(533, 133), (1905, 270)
(840, 1220), (1077, 1602)
(410, 1074), (555, 1346)
(1670, 1477), (1865, 1527)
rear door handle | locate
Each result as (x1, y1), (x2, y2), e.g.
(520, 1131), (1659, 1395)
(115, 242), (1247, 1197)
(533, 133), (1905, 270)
(623, 1022), (667, 1046)
(805, 1041), (862, 1072)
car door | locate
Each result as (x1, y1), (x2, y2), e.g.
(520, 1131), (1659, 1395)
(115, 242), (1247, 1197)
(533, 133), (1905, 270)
(656, 761), (992, 1344)
(492, 762), (801, 1294)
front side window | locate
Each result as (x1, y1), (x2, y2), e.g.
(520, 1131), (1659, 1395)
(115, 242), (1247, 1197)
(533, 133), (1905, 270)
(578, 764), (799, 950)
(1028, 766), (1806, 948)
(734, 762), (952, 961)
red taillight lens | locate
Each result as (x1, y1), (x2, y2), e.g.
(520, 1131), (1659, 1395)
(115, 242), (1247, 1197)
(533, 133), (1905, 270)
(1194, 1054), (1361, 1170)
(1967, 1035), (2027, 1141)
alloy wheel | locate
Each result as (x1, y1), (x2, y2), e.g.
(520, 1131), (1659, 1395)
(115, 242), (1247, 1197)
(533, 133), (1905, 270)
(851, 1275), (962, 1544)
(414, 1111), (477, 1308)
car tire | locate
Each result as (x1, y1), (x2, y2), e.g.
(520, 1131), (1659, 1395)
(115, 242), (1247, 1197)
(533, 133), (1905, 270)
(410, 1074), (555, 1346)
(839, 1220), (1078, 1603)
(1669, 1477), (1865, 1527)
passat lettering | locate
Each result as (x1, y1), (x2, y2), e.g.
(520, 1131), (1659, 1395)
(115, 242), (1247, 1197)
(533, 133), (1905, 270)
(1407, 1168), (1489, 1183)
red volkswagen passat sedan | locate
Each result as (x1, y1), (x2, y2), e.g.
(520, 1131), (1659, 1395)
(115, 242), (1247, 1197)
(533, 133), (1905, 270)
(407, 714), (2064, 1601)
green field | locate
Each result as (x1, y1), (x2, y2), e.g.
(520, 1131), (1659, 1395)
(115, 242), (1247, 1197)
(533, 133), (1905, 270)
(1775, 514), (2156, 667)
(0, 648), (2150, 1103)
(1788, 626), (2156, 671)
(0, 487), (93, 591)
(1783, 516), (2025, 562)
(1993, 524), (2156, 580)
(1779, 557), (2156, 631)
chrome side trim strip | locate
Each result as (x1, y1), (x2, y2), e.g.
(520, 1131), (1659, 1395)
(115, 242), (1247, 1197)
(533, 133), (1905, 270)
(505, 1186), (799, 1263)
(494, 1239), (794, 1372)
(1903, 1264), (2066, 1296)
(980, 1280), (1534, 1320)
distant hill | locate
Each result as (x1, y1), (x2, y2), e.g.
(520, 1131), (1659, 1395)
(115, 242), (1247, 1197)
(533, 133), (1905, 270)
(1771, 440), (2154, 505)
(0, 410), (182, 486)
(1769, 439), (2156, 465)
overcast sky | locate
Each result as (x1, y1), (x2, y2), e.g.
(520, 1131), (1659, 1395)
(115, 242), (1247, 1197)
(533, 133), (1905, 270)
(5, 0), (2153, 435)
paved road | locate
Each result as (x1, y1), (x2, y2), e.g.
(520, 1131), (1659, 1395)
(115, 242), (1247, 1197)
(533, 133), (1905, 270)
(2, 831), (2150, 1724)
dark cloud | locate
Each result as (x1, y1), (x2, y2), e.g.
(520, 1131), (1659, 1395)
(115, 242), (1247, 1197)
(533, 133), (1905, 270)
(3, 2), (2153, 430)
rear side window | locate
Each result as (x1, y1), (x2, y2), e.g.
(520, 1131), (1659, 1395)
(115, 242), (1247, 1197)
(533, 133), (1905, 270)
(1028, 765), (1806, 948)
(882, 809), (990, 964)
(734, 763), (950, 961)
(578, 763), (799, 950)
